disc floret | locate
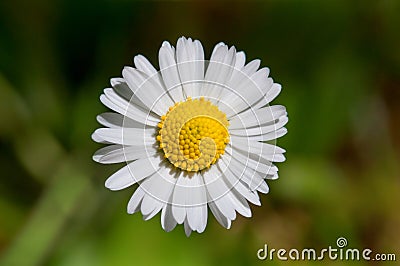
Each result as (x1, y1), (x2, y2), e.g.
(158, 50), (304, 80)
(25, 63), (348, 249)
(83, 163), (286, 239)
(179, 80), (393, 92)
(157, 97), (229, 172)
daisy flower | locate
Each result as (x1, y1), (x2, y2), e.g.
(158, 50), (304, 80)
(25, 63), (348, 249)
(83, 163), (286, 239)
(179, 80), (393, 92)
(92, 37), (287, 236)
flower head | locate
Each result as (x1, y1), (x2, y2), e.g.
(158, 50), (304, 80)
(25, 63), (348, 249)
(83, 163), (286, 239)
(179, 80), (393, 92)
(92, 37), (287, 236)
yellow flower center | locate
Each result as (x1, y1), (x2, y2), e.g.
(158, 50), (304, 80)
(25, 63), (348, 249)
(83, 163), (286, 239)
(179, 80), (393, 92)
(157, 97), (229, 172)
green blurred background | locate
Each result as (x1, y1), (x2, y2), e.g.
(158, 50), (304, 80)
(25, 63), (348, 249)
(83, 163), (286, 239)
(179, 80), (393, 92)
(1, 1), (399, 265)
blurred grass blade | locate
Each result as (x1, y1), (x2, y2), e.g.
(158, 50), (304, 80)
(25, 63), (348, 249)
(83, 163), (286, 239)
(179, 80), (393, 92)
(0, 74), (30, 137)
(0, 159), (91, 266)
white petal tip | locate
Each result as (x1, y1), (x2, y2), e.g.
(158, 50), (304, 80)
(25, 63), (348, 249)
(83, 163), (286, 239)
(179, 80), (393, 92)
(91, 132), (103, 143)
(184, 227), (192, 237)
(243, 213), (252, 218)
(110, 77), (124, 87)
(162, 41), (171, 48)
(104, 181), (114, 190)
(274, 154), (286, 162)
(92, 154), (100, 162)
(127, 207), (135, 214)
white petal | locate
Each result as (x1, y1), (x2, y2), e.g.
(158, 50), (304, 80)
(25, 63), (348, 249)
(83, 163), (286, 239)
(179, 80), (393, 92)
(221, 155), (269, 193)
(91, 131), (111, 144)
(133, 55), (158, 77)
(216, 58), (263, 117)
(229, 115), (288, 136)
(184, 218), (192, 237)
(97, 112), (146, 128)
(171, 172), (187, 224)
(230, 137), (286, 163)
(232, 127), (288, 141)
(197, 202), (208, 233)
(218, 58), (262, 109)
(93, 144), (156, 164)
(158, 41), (185, 102)
(229, 105), (287, 130)
(127, 187), (146, 214)
(171, 205), (186, 225)
(161, 203), (177, 232)
(225, 146), (278, 175)
(139, 165), (176, 220)
(217, 159), (261, 206)
(242, 59), (261, 76)
(141, 192), (163, 217)
(267, 173), (279, 180)
(176, 37), (205, 98)
(100, 89), (158, 126)
(186, 204), (200, 231)
(104, 88), (158, 118)
(92, 128), (154, 146)
(212, 158), (252, 217)
(223, 68), (272, 117)
(214, 51), (246, 106)
(134, 54), (175, 107)
(202, 167), (236, 221)
(105, 155), (161, 191)
(140, 163), (178, 205)
(265, 83), (282, 104)
(221, 59), (260, 103)
(234, 82), (281, 118)
(250, 83), (282, 111)
(110, 78), (133, 101)
(251, 180), (269, 194)
(203, 45), (236, 100)
(185, 174), (207, 232)
(110, 78), (151, 111)
(203, 44), (231, 99)
(208, 200), (231, 229)
(227, 189), (251, 218)
(143, 204), (164, 221)
(93, 144), (122, 162)
(122, 67), (173, 115)
(194, 174), (208, 233)
(234, 51), (246, 70)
